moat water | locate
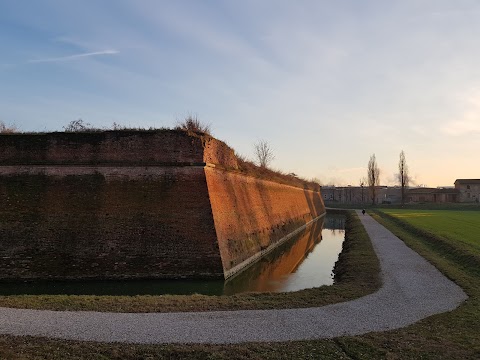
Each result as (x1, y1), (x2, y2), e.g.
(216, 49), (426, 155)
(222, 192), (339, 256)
(0, 214), (345, 296)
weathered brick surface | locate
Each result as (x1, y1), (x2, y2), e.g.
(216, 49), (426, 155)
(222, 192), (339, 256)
(205, 167), (325, 274)
(0, 167), (223, 280)
(202, 137), (238, 169)
(0, 131), (219, 166)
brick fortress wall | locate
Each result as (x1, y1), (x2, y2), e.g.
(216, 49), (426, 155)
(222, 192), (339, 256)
(0, 131), (324, 280)
(205, 168), (325, 277)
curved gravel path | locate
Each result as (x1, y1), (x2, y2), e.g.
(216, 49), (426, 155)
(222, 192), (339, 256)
(0, 212), (467, 344)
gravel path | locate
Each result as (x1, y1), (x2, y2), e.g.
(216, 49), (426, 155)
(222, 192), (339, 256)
(0, 212), (467, 344)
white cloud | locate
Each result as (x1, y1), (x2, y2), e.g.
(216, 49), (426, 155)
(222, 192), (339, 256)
(27, 50), (119, 64)
(442, 118), (480, 136)
(441, 90), (480, 135)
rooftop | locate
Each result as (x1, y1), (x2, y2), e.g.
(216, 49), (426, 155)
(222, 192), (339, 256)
(455, 179), (480, 184)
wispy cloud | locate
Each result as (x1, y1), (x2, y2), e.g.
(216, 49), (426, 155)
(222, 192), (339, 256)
(441, 89), (480, 136)
(442, 118), (480, 136)
(27, 50), (119, 64)
(0, 63), (15, 70)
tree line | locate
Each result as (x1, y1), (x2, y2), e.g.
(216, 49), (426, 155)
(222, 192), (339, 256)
(366, 150), (409, 205)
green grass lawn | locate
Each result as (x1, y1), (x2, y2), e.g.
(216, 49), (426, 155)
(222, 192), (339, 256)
(380, 209), (480, 251)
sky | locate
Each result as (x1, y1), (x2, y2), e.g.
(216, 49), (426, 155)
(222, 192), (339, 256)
(1, 0), (479, 187)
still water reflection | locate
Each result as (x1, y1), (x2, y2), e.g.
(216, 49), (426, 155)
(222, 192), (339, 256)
(0, 214), (345, 296)
(224, 214), (345, 294)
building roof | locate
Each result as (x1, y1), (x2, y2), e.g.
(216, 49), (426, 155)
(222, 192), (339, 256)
(455, 179), (480, 184)
(408, 188), (435, 194)
(408, 187), (459, 194)
(435, 188), (460, 194)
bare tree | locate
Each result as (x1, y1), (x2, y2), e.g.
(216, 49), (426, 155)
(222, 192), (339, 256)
(359, 177), (367, 204)
(367, 154), (380, 205)
(398, 150), (409, 205)
(254, 140), (275, 168)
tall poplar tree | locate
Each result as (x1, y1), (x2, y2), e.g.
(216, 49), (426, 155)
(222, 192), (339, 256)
(367, 154), (380, 205)
(398, 150), (409, 205)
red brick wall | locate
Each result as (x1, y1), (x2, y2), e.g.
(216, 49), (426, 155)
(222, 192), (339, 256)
(0, 131), (325, 280)
(202, 137), (238, 169)
(204, 167), (325, 275)
(0, 131), (205, 165)
(0, 167), (223, 280)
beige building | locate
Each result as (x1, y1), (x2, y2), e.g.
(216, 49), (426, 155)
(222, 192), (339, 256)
(322, 186), (401, 205)
(454, 179), (480, 203)
(407, 187), (458, 203)
(322, 179), (480, 205)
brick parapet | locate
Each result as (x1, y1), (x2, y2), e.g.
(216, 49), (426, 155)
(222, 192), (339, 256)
(0, 131), (239, 168)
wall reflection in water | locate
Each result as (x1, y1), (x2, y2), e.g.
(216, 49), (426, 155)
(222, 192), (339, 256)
(224, 214), (346, 294)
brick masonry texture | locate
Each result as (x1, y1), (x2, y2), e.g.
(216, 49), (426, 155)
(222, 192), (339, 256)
(0, 168), (223, 280)
(0, 131), (324, 280)
(205, 167), (325, 275)
(0, 131), (219, 166)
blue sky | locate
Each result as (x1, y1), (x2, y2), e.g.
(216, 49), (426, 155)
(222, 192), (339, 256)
(1, 0), (479, 187)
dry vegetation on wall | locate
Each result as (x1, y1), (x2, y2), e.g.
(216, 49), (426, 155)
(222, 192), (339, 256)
(0, 121), (18, 134)
(174, 115), (211, 135)
(234, 155), (320, 191)
(62, 119), (169, 133)
(60, 116), (212, 136)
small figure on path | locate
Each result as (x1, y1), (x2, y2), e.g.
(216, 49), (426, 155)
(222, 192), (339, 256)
(362, 209), (366, 215)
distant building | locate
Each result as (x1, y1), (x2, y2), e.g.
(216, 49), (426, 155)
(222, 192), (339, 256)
(407, 187), (458, 203)
(383, 187), (402, 204)
(322, 186), (401, 205)
(454, 179), (480, 203)
(323, 184), (463, 205)
(322, 186), (369, 204)
(323, 179), (480, 205)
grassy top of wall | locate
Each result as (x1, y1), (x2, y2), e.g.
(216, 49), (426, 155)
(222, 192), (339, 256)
(233, 158), (320, 191)
(0, 129), (320, 191)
